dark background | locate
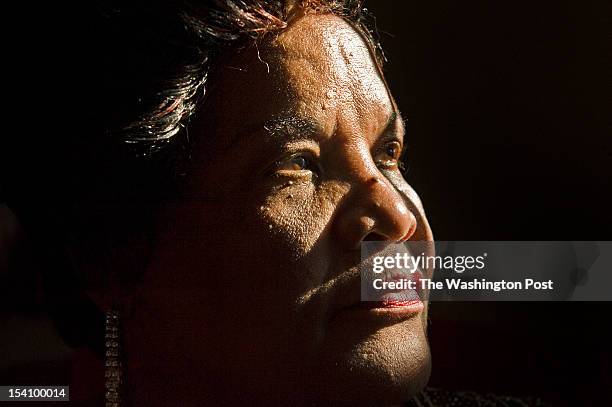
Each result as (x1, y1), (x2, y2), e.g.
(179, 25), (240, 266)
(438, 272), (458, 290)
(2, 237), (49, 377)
(367, 1), (611, 406)
(2, 1), (611, 406)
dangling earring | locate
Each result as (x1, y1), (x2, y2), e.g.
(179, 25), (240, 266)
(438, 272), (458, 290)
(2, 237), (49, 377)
(105, 309), (122, 407)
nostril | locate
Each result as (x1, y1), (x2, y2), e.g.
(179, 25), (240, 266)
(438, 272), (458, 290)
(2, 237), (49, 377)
(363, 232), (387, 241)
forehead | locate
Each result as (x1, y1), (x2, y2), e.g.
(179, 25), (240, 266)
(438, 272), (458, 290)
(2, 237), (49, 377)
(268, 13), (391, 117)
(201, 12), (395, 147)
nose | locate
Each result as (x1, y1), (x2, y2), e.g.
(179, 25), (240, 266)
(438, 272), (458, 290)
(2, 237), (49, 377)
(335, 174), (419, 250)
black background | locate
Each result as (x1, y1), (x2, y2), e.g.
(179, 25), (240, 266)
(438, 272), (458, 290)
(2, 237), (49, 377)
(2, 1), (611, 406)
(367, 1), (611, 405)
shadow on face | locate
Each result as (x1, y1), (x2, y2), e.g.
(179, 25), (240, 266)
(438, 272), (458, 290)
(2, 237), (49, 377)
(124, 11), (434, 406)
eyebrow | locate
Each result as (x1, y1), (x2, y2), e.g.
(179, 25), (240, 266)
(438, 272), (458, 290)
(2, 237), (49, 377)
(384, 111), (399, 136)
(372, 110), (405, 145)
(259, 110), (403, 144)
(261, 115), (323, 144)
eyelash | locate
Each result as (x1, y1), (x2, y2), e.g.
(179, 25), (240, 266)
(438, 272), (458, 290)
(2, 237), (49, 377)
(272, 152), (319, 175)
(270, 140), (405, 177)
(374, 140), (405, 169)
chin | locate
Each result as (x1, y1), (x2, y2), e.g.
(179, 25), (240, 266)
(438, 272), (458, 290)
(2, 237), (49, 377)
(304, 319), (431, 406)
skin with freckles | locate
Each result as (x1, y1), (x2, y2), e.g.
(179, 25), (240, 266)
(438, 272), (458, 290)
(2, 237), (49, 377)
(121, 10), (434, 407)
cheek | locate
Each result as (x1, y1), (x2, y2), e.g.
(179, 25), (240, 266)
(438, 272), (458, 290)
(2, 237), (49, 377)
(259, 180), (341, 260)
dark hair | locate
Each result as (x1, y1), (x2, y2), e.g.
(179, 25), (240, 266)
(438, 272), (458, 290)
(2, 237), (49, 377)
(4, 0), (383, 354)
(102, 0), (382, 157)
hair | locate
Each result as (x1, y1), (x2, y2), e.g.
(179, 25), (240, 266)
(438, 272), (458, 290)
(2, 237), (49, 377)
(4, 0), (383, 355)
(101, 0), (382, 157)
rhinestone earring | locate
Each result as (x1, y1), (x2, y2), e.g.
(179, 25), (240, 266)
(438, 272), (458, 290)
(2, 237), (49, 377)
(105, 309), (122, 407)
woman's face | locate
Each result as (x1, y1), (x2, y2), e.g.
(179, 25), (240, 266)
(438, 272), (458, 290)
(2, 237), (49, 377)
(126, 12), (433, 406)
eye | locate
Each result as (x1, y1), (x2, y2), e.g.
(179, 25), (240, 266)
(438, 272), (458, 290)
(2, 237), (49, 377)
(275, 153), (315, 172)
(374, 141), (403, 168)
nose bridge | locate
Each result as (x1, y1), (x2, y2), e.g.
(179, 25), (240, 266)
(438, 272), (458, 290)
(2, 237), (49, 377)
(347, 143), (408, 218)
(340, 140), (384, 185)
(334, 143), (416, 247)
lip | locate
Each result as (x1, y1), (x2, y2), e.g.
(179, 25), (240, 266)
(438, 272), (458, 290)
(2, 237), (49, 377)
(333, 298), (424, 323)
(327, 243), (433, 325)
(330, 270), (424, 323)
(367, 267), (424, 304)
(360, 298), (423, 311)
(386, 269), (423, 285)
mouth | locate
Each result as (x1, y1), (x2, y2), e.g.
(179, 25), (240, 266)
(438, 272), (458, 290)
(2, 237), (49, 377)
(373, 299), (422, 308)
(349, 277), (424, 319)
(329, 270), (425, 324)
(333, 298), (424, 325)
(358, 297), (423, 310)
(328, 243), (432, 324)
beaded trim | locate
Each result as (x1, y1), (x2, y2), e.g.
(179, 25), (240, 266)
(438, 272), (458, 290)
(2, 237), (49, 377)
(105, 310), (122, 407)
